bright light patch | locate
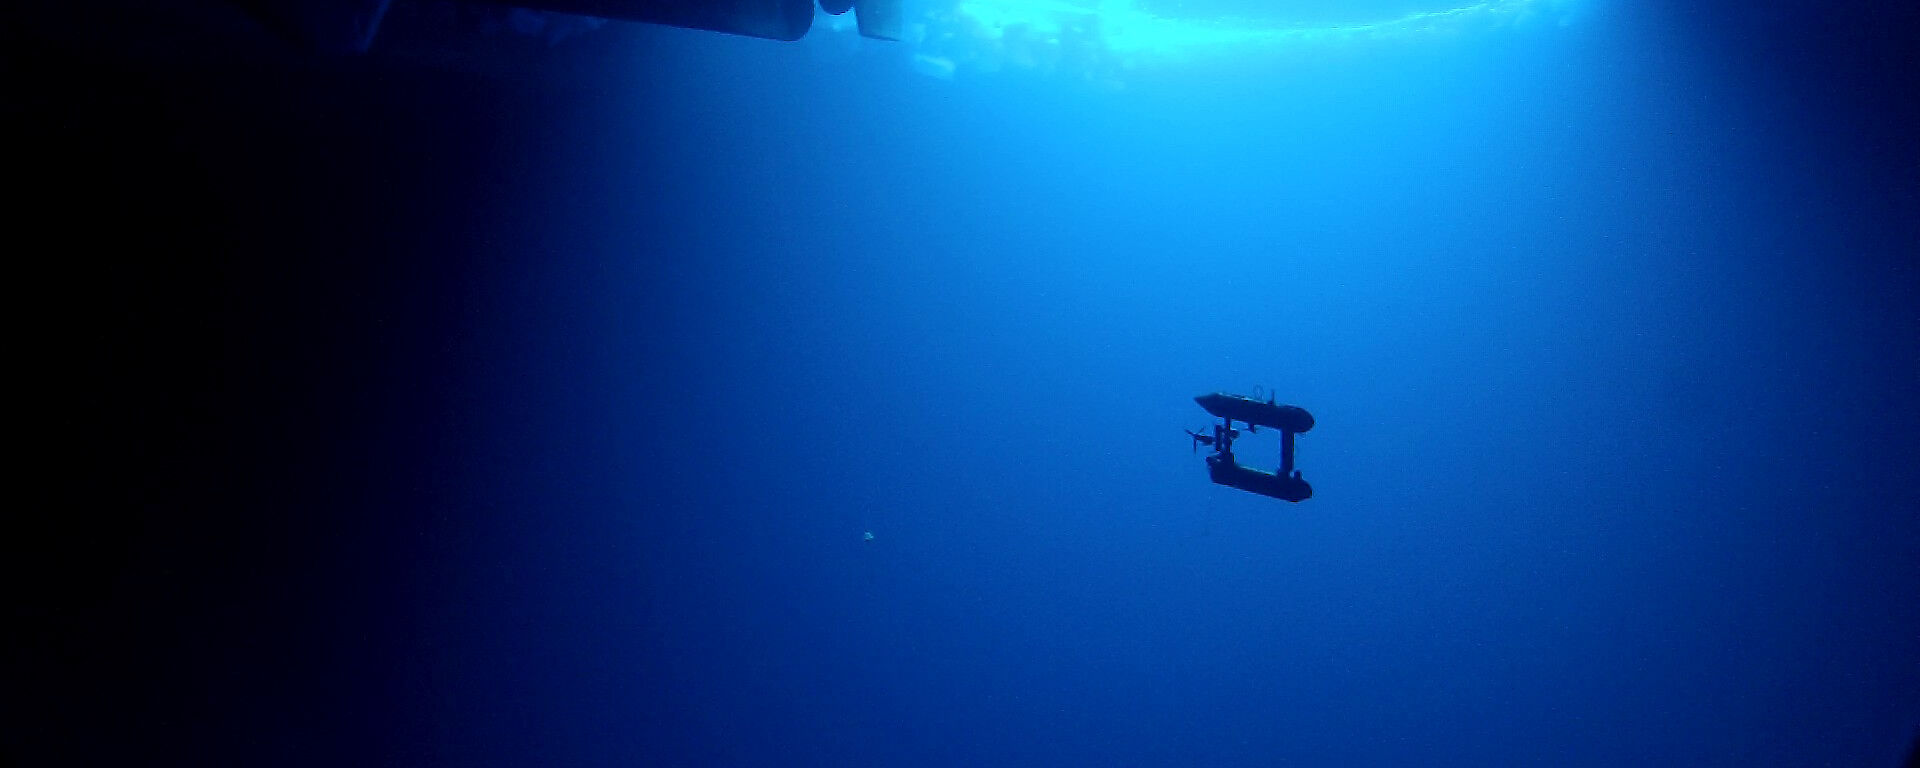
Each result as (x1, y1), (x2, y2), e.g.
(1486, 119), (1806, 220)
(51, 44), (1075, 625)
(821, 0), (1585, 81)
(950, 0), (1547, 53)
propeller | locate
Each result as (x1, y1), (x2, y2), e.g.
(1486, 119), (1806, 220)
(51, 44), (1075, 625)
(1185, 428), (1213, 453)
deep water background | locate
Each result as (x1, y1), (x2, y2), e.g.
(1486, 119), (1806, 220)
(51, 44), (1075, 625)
(13, 1), (1919, 766)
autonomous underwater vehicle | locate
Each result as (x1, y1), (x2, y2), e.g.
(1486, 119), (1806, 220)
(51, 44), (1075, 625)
(1189, 392), (1315, 502)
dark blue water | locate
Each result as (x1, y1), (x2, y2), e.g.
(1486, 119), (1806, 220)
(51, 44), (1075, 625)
(15, 1), (1918, 766)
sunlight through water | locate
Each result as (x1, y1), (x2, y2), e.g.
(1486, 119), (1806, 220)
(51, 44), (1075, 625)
(819, 0), (1590, 82)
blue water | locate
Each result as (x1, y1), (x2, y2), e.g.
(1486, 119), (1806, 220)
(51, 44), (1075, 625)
(347, 5), (1918, 764)
(15, 1), (1917, 766)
